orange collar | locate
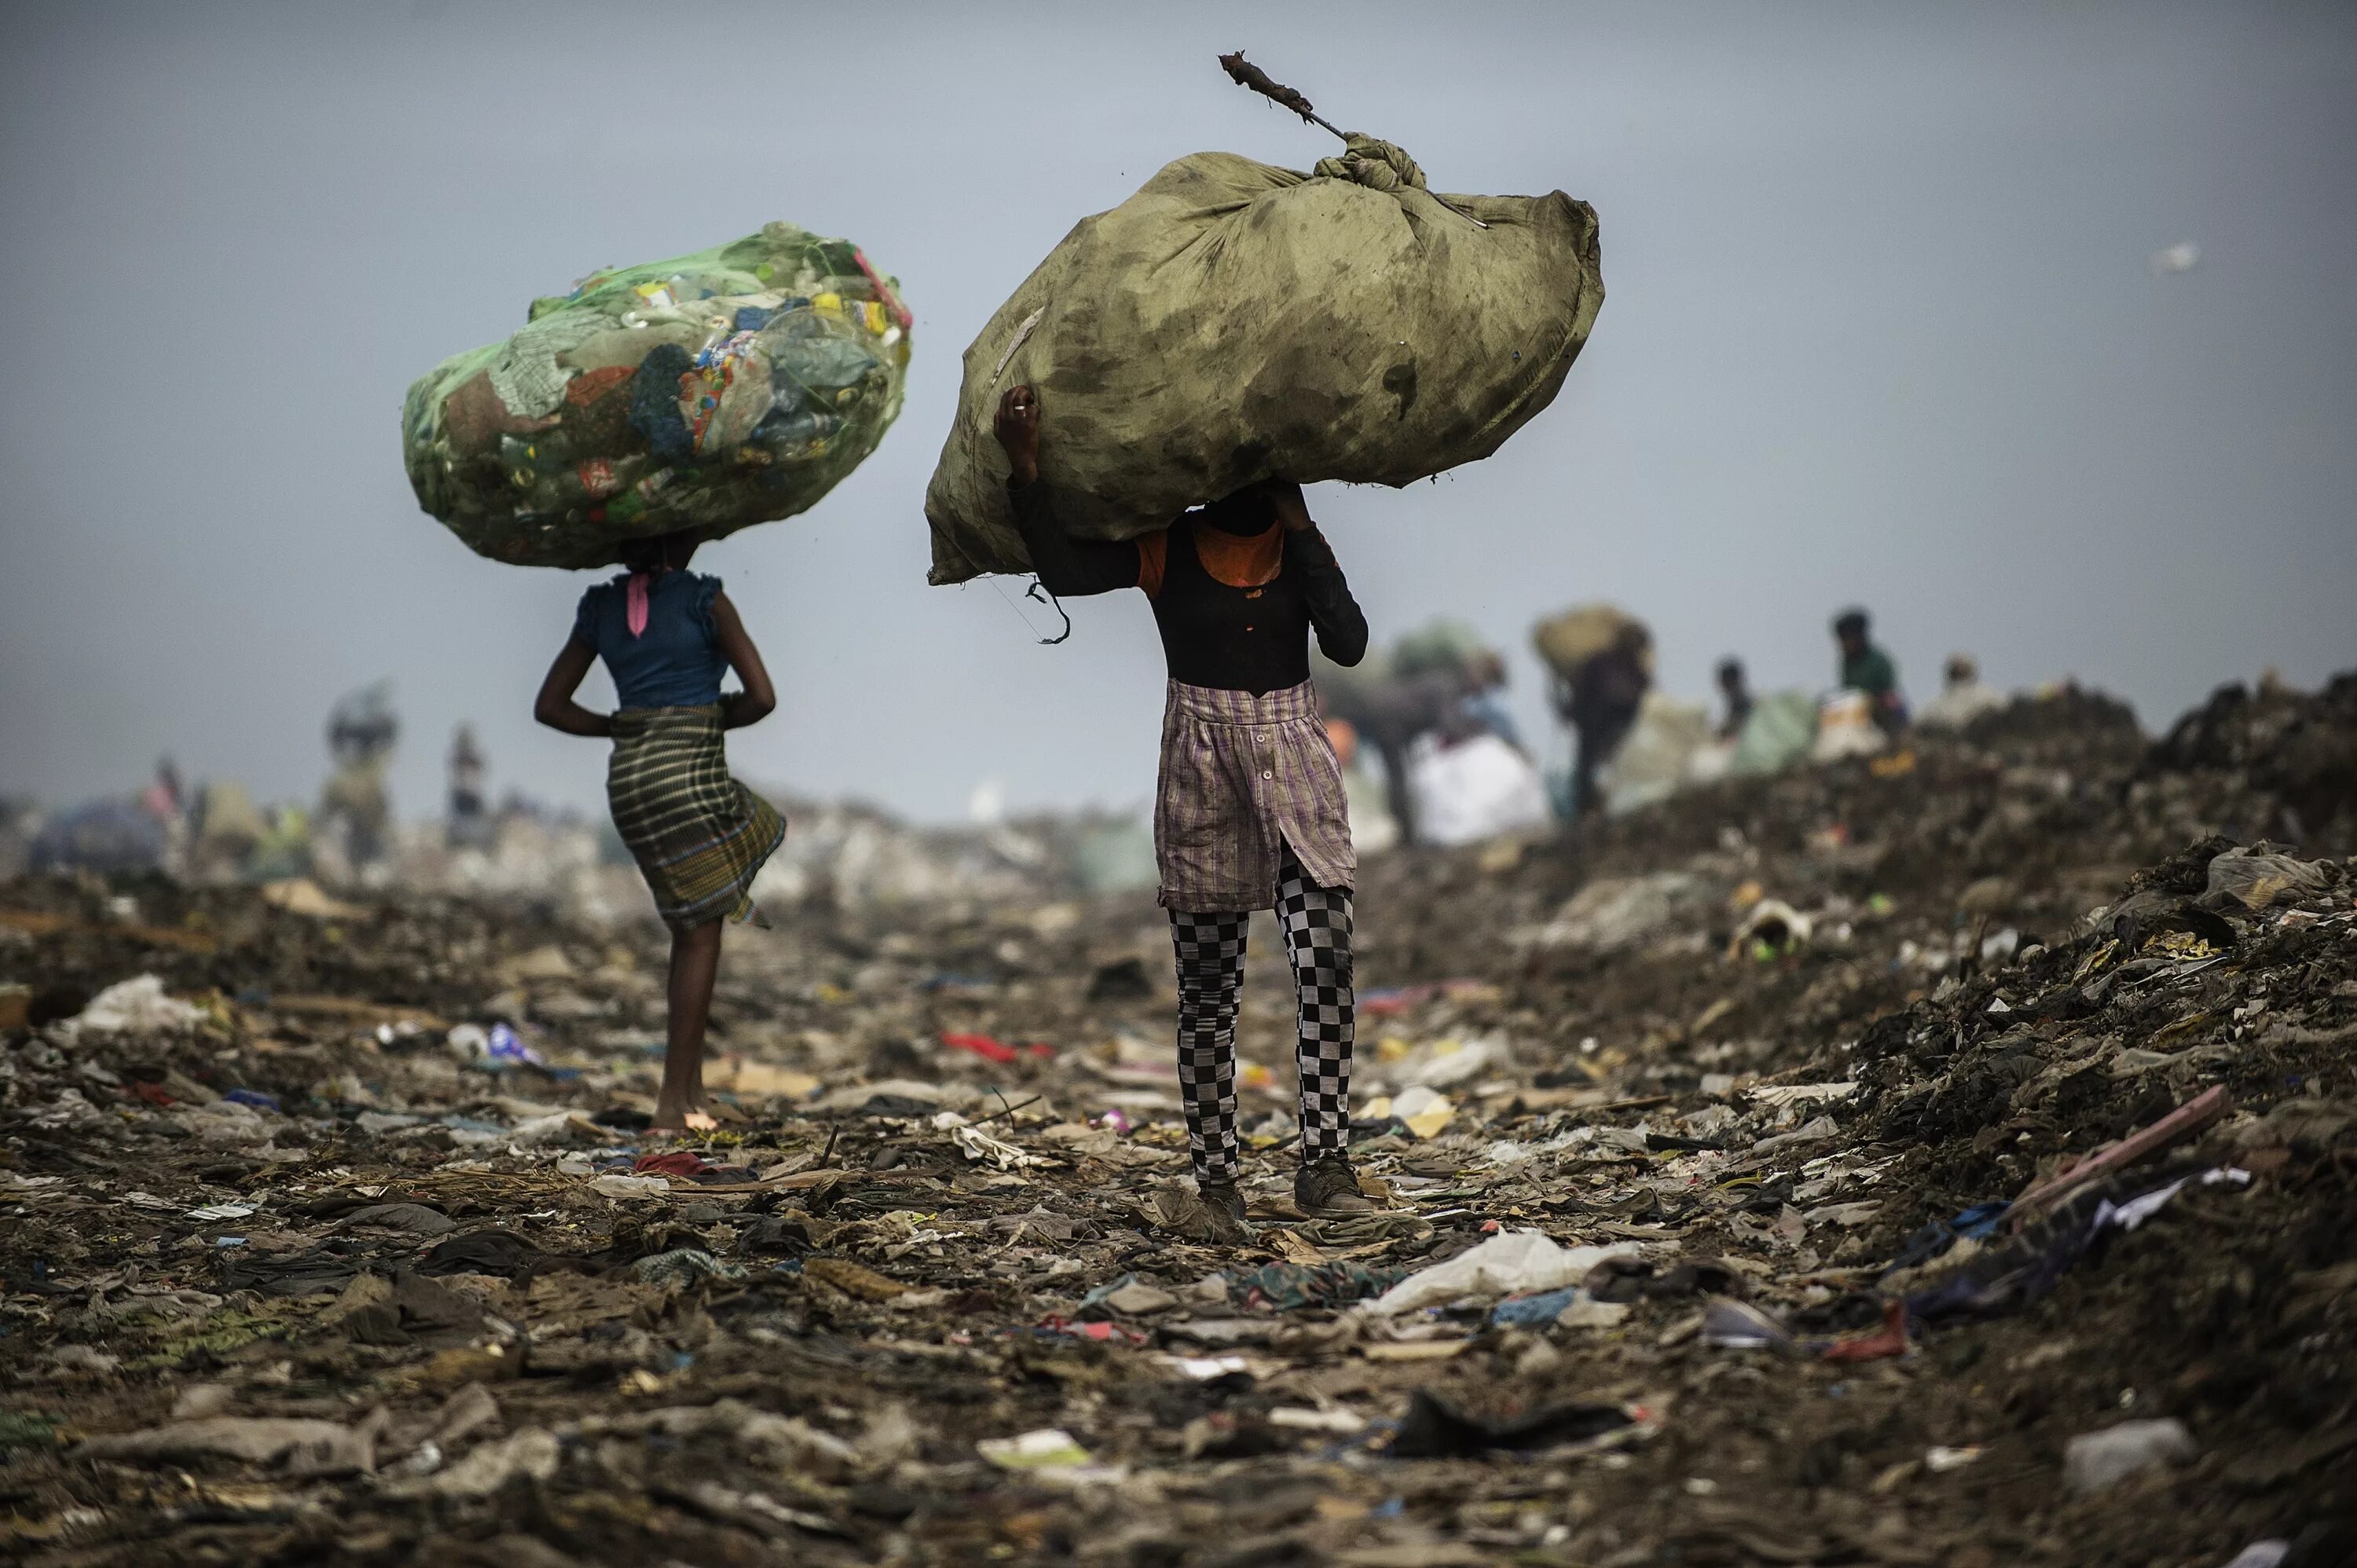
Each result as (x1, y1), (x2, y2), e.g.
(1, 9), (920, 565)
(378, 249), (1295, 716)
(1190, 518), (1282, 589)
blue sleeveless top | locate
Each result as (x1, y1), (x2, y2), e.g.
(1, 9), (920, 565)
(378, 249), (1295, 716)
(572, 570), (727, 710)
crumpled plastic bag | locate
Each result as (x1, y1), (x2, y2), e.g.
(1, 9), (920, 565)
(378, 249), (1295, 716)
(932, 1110), (1049, 1170)
(2204, 848), (2333, 910)
(61, 975), (204, 1039)
(1362, 1230), (1637, 1317)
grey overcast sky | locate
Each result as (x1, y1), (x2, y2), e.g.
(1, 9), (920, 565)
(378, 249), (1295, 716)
(3, 2), (2352, 824)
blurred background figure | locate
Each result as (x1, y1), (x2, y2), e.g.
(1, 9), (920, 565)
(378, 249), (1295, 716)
(1534, 603), (1654, 820)
(1322, 716), (1401, 856)
(1320, 621), (1512, 846)
(317, 681), (399, 878)
(1831, 608), (1908, 738)
(1918, 653), (2009, 730)
(26, 759), (181, 877)
(1453, 650), (1522, 753)
(190, 780), (268, 881)
(139, 757), (189, 878)
(1715, 658), (1754, 742)
(447, 724), (493, 850)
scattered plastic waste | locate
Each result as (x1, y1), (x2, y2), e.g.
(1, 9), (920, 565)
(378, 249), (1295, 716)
(2, 666), (2350, 1565)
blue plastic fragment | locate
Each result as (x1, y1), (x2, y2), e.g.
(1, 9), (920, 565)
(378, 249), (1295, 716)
(1952, 1201), (2010, 1240)
(1490, 1287), (1582, 1328)
(483, 1022), (545, 1068)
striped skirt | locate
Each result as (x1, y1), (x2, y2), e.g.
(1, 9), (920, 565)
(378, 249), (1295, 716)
(607, 705), (786, 929)
(1155, 679), (1356, 912)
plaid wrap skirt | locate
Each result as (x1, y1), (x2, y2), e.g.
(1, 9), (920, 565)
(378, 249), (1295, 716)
(1154, 679), (1355, 911)
(607, 705), (786, 929)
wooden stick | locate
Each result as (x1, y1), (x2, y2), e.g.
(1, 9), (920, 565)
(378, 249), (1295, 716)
(2007, 1083), (2232, 1223)
(1217, 51), (1489, 230)
(1219, 51), (1344, 140)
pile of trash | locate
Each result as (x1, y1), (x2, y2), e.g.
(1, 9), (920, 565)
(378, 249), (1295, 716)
(2, 672), (2352, 1567)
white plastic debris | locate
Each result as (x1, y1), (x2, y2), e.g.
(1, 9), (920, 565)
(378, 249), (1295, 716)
(1363, 1231), (1637, 1317)
(1749, 1082), (1857, 1109)
(2062, 1418), (2195, 1494)
(1395, 1036), (1502, 1090)
(506, 1112), (578, 1145)
(2218, 1543), (2289, 1568)
(1164, 1355), (1249, 1381)
(405, 1427), (560, 1500)
(978, 1428), (1090, 1469)
(65, 976), (204, 1039)
(950, 1123), (1048, 1171)
(1732, 899), (1813, 955)
(589, 1174), (669, 1199)
(974, 1427), (1124, 1485)
(1268, 1407), (1367, 1433)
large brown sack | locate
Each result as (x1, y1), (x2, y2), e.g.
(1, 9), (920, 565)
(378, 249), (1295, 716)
(1533, 603), (1651, 681)
(923, 138), (1601, 584)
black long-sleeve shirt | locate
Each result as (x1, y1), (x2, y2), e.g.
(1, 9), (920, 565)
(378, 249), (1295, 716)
(1010, 482), (1369, 694)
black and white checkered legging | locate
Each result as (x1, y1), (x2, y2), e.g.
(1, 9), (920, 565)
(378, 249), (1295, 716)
(1168, 844), (1354, 1182)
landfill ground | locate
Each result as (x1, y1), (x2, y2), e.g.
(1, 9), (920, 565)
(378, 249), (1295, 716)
(4, 675), (2354, 1568)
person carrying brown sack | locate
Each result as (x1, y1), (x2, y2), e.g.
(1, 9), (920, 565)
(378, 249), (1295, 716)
(994, 384), (1376, 1225)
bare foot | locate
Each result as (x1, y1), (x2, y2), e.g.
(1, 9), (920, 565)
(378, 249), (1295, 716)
(651, 1098), (700, 1133)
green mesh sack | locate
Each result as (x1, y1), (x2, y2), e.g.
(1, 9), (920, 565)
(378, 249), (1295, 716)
(404, 222), (911, 569)
(923, 139), (1601, 584)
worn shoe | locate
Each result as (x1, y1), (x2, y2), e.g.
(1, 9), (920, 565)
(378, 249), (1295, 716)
(1197, 1179), (1247, 1225)
(1295, 1156), (1375, 1218)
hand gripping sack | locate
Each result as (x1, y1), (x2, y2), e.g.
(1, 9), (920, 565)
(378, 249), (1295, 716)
(404, 223), (910, 569)
(924, 137), (1600, 584)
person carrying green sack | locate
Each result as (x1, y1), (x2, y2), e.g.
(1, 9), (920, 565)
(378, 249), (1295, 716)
(533, 530), (783, 1132)
(992, 384), (1378, 1226)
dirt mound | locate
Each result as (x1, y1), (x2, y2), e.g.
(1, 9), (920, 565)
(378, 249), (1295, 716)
(2141, 674), (2357, 852)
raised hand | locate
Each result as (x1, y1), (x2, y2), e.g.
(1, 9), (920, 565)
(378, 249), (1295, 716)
(1265, 479), (1313, 532)
(995, 386), (1041, 487)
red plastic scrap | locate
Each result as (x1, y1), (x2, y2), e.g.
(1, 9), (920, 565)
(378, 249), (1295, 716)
(941, 1031), (1017, 1064)
(1032, 1317), (1147, 1346)
(1821, 1300), (1911, 1363)
(128, 1082), (177, 1108)
(1359, 979), (1488, 1019)
(940, 1031), (1054, 1064)
(634, 1151), (713, 1178)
